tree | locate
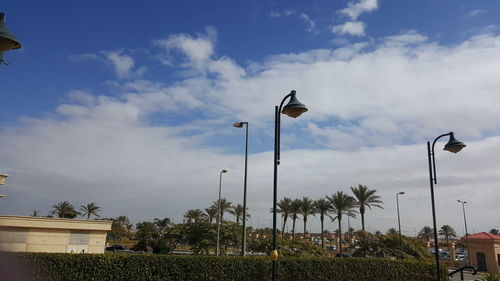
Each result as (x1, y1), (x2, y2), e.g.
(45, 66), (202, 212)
(184, 209), (205, 224)
(299, 197), (316, 238)
(212, 198), (232, 223)
(490, 229), (499, 235)
(31, 209), (40, 217)
(228, 204), (250, 224)
(50, 201), (80, 218)
(290, 199), (302, 239)
(353, 232), (431, 261)
(387, 228), (398, 235)
(327, 191), (357, 255)
(439, 225), (456, 245)
(277, 197), (292, 238)
(80, 202), (101, 219)
(154, 217), (172, 234)
(204, 206), (218, 224)
(350, 184), (384, 232)
(314, 198), (332, 248)
(418, 226), (433, 242)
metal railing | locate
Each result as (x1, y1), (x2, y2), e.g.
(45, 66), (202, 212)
(448, 266), (477, 280)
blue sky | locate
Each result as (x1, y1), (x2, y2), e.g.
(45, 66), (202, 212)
(1, 0), (500, 235)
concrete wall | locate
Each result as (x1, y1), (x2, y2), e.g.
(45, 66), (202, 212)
(0, 215), (111, 254)
(468, 239), (500, 273)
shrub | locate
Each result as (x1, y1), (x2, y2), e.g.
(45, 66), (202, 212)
(7, 252), (447, 281)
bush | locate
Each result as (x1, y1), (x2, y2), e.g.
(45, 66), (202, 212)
(7, 252), (447, 281)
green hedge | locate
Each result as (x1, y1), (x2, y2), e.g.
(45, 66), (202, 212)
(7, 253), (447, 281)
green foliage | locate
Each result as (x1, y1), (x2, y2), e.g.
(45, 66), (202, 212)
(353, 232), (432, 261)
(11, 253), (446, 281)
(247, 237), (329, 257)
(480, 273), (500, 281)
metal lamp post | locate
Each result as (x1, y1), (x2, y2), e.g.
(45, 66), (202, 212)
(216, 168), (228, 256)
(457, 200), (471, 265)
(427, 132), (466, 281)
(233, 121), (249, 256)
(272, 90), (308, 281)
(0, 13), (22, 64)
(396, 191), (405, 260)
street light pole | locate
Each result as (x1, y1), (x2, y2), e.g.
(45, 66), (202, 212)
(396, 191), (405, 260)
(233, 121), (249, 257)
(427, 132), (466, 281)
(272, 90), (308, 281)
(458, 200), (471, 265)
(216, 168), (228, 256)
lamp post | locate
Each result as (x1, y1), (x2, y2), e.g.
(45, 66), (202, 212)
(0, 13), (22, 64)
(216, 168), (228, 256)
(427, 132), (466, 281)
(272, 90), (308, 281)
(233, 121), (249, 257)
(457, 200), (471, 265)
(396, 191), (405, 260)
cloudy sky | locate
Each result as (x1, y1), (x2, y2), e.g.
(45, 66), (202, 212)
(1, 0), (499, 236)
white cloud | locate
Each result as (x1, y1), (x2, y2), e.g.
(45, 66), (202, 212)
(464, 9), (486, 19)
(3, 30), (500, 233)
(340, 0), (378, 20)
(102, 50), (141, 79)
(332, 21), (366, 36)
(300, 13), (316, 33)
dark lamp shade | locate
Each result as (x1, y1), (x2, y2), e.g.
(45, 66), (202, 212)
(0, 13), (21, 52)
(281, 92), (308, 118)
(443, 133), (466, 153)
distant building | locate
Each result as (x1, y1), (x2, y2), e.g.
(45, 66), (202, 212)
(0, 215), (112, 254)
(462, 232), (500, 273)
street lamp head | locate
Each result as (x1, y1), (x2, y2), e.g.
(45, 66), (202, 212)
(221, 169), (228, 173)
(458, 200), (466, 204)
(0, 13), (21, 64)
(397, 191), (405, 195)
(233, 122), (247, 128)
(0, 174), (9, 185)
(0, 194), (5, 198)
(281, 90), (308, 118)
(443, 132), (466, 153)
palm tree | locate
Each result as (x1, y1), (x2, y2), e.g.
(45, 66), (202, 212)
(277, 197), (293, 238)
(153, 217), (171, 235)
(184, 209), (205, 224)
(50, 201), (80, 218)
(327, 191), (357, 255)
(315, 198), (332, 248)
(31, 209), (40, 217)
(439, 225), (456, 245)
(228, 204), (250, 224)
(212, 198), (232, 223)
(387, 228), (398, 235)
(350, 184), (383, 232)
(204, 206), (218, 224)
(299, 197), (316, 238)
(418, 226), (433, 242)
(290, 199), (302, 239)
(80, 202), (101, 219)
(490, 229), (499, 235)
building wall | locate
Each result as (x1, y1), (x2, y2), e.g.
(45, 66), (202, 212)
(0, 216), (111, 254)
(469, 239), (500, 273)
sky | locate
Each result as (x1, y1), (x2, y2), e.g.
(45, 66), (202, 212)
(1, 0), (500, 236)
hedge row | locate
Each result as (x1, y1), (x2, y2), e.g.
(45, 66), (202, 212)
(6, 253), (447, 281)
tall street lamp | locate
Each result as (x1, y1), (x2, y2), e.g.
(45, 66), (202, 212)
(427, 132), (466, 281)
(216, 168), (228, 256)
(396, 191), (405, 259)
(457, 199), (471, 265)
(272, 90), (308, 281)
(0, 13), (22, 64)
(0, 174), (8, 185)
(233, 121), (249, 257)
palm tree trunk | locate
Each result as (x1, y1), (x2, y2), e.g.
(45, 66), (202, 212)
(361, 211), (365, 232)
(338, 216), (343, 255)
(320, 214), (325, 248)
(292, 217), (296, 240)
(281, 216), (288, 238)
(303, 216), (307, 239)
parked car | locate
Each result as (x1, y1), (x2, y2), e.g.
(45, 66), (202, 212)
(335, 253), (352, 258)
(105, 245), (129, 252)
